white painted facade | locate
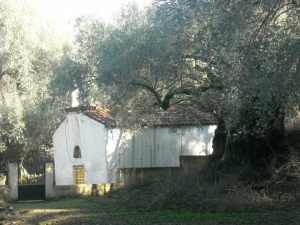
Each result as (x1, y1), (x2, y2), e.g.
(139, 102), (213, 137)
(53, 112), (107, 185)
(53, 112), (216, 185)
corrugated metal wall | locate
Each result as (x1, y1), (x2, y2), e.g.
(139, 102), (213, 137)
(118, 128), (181, 168)
(106, 125), (216, 171)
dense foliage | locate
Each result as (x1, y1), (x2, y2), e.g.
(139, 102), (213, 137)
(1, 0), (299, 168)
(0, 0), (68, 162)
(55, 0), (300, 169)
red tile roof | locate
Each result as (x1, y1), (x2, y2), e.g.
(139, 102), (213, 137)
(84, 106), (115, 127)
(65, 105), (217, 127)
(153, 109), (217, 126)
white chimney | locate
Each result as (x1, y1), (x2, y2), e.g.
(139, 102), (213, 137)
(71, 89), (79, 107)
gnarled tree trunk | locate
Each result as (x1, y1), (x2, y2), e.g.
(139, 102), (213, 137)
(211, 103), (290, 174)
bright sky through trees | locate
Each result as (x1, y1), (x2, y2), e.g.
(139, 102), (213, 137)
(29, 0), (151, 27)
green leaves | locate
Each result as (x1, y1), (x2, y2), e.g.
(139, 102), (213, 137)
(0, 0), (68, 162)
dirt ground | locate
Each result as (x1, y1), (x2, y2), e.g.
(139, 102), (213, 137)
(0, 196), (299, 225)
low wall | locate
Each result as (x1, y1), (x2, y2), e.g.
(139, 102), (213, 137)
(45, 163), (124, 199)
(180, 155), (209, 172)
(2, 157), (209, 202)
(119, 156), (210, 184)
(119, 167), (181, 184)
(2, 163), (124, 203)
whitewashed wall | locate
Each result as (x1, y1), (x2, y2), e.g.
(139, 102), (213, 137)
(105, 129), (131, 182)
(53, 113), (108, 185)
(181, 126), (216, 156)
(54, 113), (217, 185)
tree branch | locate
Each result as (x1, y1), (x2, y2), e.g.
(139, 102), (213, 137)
(130, 80), (162, 106)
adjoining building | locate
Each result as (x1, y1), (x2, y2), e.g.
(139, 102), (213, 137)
(53, 105), (217, 185)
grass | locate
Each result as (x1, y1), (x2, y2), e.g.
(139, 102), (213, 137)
(4, 176), (299, 223)
(0, 196), (298, 224)
(2, 168), (300, 224)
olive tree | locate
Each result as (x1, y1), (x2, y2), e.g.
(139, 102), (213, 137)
(65, 2), (223, 130)
(54, 0), (300, 172)
(156, 0), (300, 169)
(0, 0), (67, 162)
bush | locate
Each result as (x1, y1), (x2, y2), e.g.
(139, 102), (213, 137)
(286, 128), (300, 154)
(111, 154), (300, 213)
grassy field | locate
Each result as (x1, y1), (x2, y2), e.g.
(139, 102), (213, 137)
(0, 196), (299, 224)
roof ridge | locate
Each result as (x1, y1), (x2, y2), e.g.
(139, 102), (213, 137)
(66, 105), (217, 127)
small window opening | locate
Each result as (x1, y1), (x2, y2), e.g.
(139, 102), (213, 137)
(73, 146), (81, 158)
(74, 165), (85, 184)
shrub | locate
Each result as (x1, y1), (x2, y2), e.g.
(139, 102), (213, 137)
(112, 153), (300, 213)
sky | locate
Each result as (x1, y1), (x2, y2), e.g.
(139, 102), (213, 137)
(29, 0), (152, 27)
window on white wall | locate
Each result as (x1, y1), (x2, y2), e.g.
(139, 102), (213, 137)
(73, 146), (82, 158)
(74, 165), (85, 184)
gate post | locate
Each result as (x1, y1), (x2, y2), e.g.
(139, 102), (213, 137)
(45, 163), (54, 199)
(8, 163), (18, 201)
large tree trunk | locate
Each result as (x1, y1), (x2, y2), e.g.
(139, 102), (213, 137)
(211, 117), (226, 160)
(211, 104), (290, 173)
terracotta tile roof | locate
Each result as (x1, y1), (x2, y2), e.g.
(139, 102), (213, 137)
(65, 105), (217, 127)
(65, 106), (116, 127)
(152, 109), (217, 126)
(84, 105), (115, 127)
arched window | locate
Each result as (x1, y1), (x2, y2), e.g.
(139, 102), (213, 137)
(73, 146), (81, 158)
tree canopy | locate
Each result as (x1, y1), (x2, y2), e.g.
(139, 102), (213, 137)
(0, 0), (68, 162)
(53, 0), (300, 169)
(2, 0), (299, 169)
